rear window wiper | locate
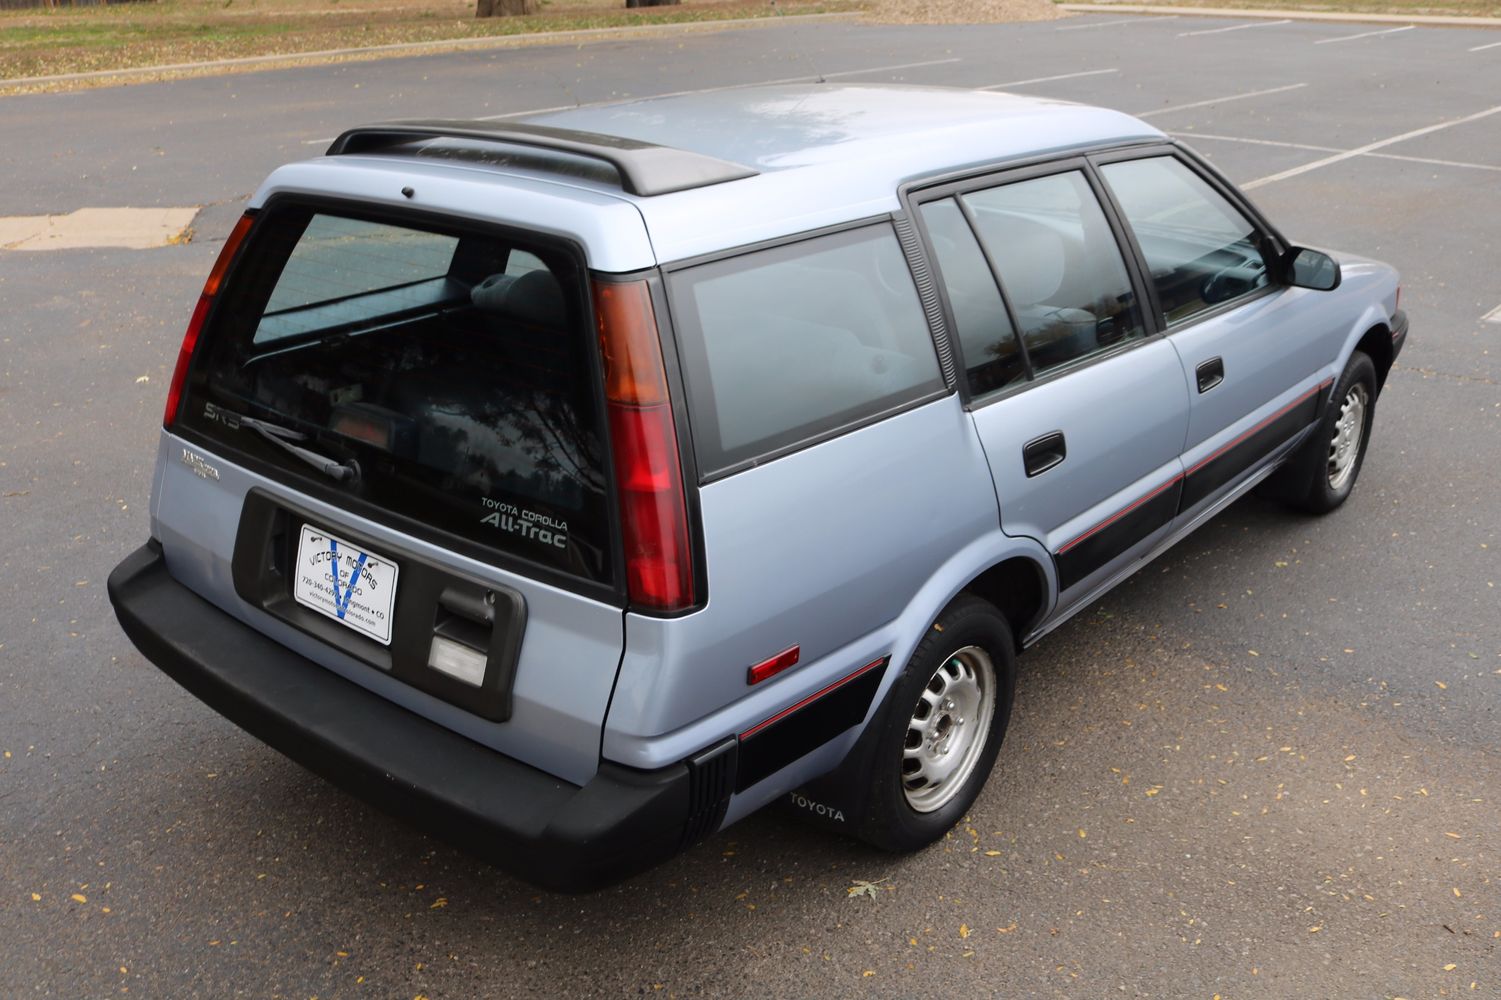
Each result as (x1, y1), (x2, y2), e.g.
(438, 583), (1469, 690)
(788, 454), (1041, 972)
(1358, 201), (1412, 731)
(238, 414), (361, 484)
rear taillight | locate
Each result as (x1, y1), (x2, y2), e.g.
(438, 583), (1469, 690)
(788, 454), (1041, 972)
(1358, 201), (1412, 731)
(163, 213), (254, 429)
(593, 279), (694, 613)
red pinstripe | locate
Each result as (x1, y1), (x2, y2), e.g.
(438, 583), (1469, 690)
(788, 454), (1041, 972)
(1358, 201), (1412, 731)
(739, 657), (886, 741)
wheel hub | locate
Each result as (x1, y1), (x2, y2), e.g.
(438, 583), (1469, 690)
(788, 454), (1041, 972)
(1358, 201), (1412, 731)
(902, 646), (997, 813)
(1327, 382), (1368, 491)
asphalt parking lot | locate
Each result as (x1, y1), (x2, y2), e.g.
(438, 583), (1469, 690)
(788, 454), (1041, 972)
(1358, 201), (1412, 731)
(2, 12), (1499, 998)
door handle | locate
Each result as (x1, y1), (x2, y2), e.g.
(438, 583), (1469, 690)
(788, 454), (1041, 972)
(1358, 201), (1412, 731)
(1023, 430), (1066, 478)
(1196, 357), (1225, 393)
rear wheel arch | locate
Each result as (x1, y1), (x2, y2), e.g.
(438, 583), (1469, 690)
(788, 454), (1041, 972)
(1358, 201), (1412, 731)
(958, 556), (1049, 646)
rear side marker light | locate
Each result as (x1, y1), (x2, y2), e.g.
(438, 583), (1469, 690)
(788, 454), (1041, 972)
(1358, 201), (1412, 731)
(163, 212), (254, 430)
(748, 646), (800, 685)
(594, 280), (695, 613)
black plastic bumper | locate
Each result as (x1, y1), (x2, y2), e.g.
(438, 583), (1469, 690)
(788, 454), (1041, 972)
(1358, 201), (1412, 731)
(1391, 308), (1409, 361)
(107, 541), (733, 893)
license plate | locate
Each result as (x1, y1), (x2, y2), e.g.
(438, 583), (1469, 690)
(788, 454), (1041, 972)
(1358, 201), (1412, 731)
(292, 525), (399, 645)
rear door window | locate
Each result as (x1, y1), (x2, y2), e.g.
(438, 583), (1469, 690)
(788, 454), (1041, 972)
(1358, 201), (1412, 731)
(963, 170), (1146, 375)
(919, 197), (1027, 395)
(180, 202), (613, 587)
(668, 224), (944, 476)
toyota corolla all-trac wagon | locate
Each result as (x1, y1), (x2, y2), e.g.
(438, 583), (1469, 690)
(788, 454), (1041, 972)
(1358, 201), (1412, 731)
(109, 85), (1406, 891)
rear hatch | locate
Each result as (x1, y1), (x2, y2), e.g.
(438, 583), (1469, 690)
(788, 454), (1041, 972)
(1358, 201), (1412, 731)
(156, 194), (630, 785)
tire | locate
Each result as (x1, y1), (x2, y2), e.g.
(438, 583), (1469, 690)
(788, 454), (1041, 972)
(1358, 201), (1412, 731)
(1290, 351), (1377, 514)
(853, 595), (1017, 853)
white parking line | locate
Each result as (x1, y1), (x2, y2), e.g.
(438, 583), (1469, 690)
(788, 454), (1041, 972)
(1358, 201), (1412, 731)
(978, 68), (1120, 89)
(1174, 131), (1341, 153)
(486, 57), (962, 116)
(1055, 15), (1177, 30)
(1484, 303), (1501, 324)
(1314, 25), (1415, 44)
(1178, 19), (1290, 37)
(1136, 82), (1306, 118)
(301, 57), (965, 141)
(1470, 39), (1501, 52)
(475, 103), (584, 121)
(1243, 103), (1501, 189)
(1176, 131), (1501, 174)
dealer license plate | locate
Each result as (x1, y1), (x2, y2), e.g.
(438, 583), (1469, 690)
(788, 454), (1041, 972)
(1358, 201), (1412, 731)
(292, 524), (400, 645)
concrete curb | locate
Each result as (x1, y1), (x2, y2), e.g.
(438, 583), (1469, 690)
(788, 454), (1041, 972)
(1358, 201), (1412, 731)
(1058, 4), (1501, 27)
(0, 12), (857, 90)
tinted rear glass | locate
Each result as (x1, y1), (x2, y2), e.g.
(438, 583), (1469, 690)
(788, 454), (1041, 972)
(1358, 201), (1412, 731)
(180, 202), (612, 586)
(669, 224), (943, 475)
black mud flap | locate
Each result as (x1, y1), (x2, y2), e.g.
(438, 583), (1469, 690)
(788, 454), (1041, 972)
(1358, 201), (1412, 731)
(780, 673), (899, 835)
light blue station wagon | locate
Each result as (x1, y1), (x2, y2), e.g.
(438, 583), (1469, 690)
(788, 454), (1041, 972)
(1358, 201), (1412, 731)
(109, 85), (1406, 890)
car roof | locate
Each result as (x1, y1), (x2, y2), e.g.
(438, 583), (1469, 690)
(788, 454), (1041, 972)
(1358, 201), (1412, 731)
(269, 84), (1165, 270)
(525, 85), (1164, 263)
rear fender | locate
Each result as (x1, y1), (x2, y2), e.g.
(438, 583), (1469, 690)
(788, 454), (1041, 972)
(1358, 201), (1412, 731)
(751, 533), (1056, 832)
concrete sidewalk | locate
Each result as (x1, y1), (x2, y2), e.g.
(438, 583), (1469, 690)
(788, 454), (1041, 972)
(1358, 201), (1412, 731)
(1059, 3), (1501, 27)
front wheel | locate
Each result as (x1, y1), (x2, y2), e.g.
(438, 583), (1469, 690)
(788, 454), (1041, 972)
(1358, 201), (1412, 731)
(1294, 351), (1377, 514)
(853, 595), (1017, 853)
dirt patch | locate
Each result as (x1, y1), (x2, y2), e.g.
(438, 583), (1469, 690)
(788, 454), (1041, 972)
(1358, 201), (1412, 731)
(863, 0), (1065, 24)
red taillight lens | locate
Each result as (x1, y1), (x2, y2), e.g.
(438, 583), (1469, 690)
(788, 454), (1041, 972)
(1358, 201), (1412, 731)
(163, 213), (254, 429)
(594, 280), (694, 613)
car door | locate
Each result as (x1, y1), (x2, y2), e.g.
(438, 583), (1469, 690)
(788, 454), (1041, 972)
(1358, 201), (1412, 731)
(914, 159), (1190, 611)
(1094, 149), (1340, 519)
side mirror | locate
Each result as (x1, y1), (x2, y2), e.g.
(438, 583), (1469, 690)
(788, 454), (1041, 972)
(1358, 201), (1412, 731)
(1283, 247), (1341, 291)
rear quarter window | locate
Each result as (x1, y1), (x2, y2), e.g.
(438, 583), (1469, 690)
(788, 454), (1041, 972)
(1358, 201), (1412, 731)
(668, 224), (944, 476)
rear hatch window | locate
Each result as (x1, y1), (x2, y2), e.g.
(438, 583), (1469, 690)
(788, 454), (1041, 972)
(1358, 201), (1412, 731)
(178, 201), (614, 590)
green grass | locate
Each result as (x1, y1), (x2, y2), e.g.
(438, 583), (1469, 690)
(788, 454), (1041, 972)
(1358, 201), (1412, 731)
(0, 0), (858, 85)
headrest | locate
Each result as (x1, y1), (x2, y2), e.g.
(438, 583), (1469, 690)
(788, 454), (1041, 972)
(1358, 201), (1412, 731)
(499, 268), (566, 327)
(992, 218), (1066, 308)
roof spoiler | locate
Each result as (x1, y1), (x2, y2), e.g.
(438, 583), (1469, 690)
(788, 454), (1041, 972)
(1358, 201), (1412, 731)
(325, 120), (759, 197)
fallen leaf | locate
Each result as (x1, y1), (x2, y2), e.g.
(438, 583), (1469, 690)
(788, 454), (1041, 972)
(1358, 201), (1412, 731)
(1444, 963), (1457, 971)
(847, 878), (887, 901)
(430, 898), (448, 909)
(30, 893), (40, 902)
(70, 893), (87, 904)
(959, 924), (970, 939)
(134, 375), (150, 384)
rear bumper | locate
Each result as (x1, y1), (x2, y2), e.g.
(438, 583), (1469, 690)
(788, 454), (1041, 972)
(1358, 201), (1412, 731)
(107, 540), (734, 893)
(1390, 308), (1408, 361)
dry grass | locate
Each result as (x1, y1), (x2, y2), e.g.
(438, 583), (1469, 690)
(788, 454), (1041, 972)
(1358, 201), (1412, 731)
(0, 0), (859, 82)
(1070, 0), (1501, 15)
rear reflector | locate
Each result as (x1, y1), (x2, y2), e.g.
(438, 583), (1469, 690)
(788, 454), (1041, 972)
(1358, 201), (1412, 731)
(163, 212), (254, 429)
(593, 280), (694, 613)
(747, 646), (800, 685)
